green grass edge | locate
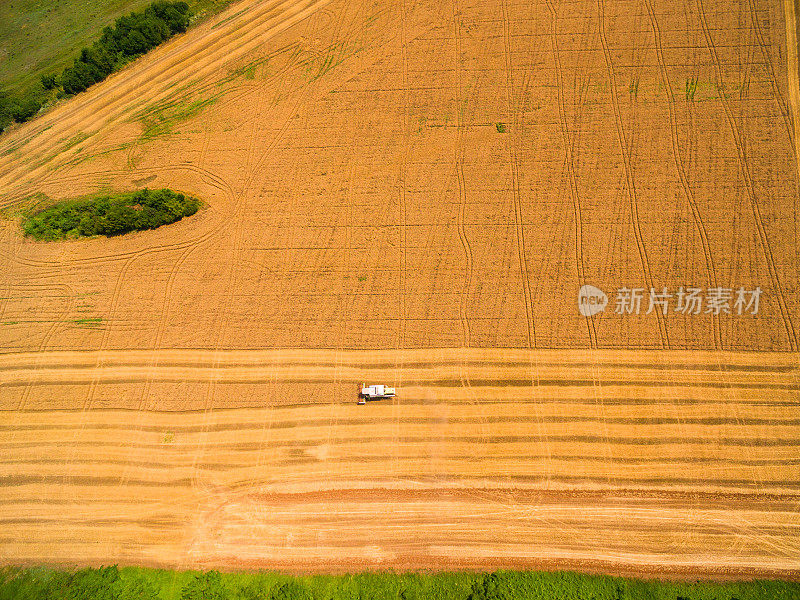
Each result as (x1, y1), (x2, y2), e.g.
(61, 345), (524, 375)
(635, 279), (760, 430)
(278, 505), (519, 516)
(0, 565), (798, 600)
(0, 0), (239, 136)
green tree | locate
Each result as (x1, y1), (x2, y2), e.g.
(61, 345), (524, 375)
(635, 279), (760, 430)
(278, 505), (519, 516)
(0, 92), (20, 132)
(0, 568), (47, 600)
(0, 1), (195, 130)
(41, 74), (59, 90)
(78, 213), (102, 236)
(57, 566), (121, 600)
(62, 60), (98, 94)
(12, 94), (42, 122)
(181, 571), (226, 600)
(23, 189), (200, 241)
(466, 574), (510, 600)
(80, 46), (117, 80)
(99, 203), (138, 235)
(270, 581), (314, 600)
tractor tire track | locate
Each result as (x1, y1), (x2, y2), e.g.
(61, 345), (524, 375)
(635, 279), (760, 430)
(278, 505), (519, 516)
(398, 0), (409, 354)
(545, 0), (597, 348)
(746, 0), (794, 146)
(597, 0), (669, 348)
(456, 162), (473, 349)
(81, 161), (238, 489)
(695, 0), (798, 351)
(186, 3), (348, 494)
(0, 0), (333, 205)
(501, 0), (535, 349)
(453, 0), (473, 350)
(642, 0), (721, 350)
(14, 284), (75, 412)
(784, 0), (800, 175)
(0, 0), (320, 170)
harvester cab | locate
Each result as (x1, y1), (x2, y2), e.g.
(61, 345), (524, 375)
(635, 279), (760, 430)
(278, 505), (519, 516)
(358, 383), (396, 404)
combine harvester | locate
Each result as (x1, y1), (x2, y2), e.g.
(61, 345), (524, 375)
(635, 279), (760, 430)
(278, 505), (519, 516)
(358, 383), (395, 405)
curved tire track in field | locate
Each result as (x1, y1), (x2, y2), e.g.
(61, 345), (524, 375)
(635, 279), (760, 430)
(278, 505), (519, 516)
(77, 161), (238, 488)
(397, 0), (409, 355)
(597, 0), (669, 348)
(184, 1), (358, 494)
(500, 0), (535, 349)
(135, 119), (219, 413)
(0, 0), (333, 205)
(453, 0), (473, 350)
(14, 283), (75, 412)
(186, 0), (363, 493)
(695, 0), (799, 351)
(642, 0), (721, 350)
(784, 0), (800, 174)
(746, 0), (794, 147)
(0, 162), (237, 273)
(546, 0), (597, 349)
(455, 162), (473, 348)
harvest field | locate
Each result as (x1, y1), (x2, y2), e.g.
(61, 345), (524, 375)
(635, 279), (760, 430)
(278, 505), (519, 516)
(0, 0), (234, 95)
(0, 0), (799, 581)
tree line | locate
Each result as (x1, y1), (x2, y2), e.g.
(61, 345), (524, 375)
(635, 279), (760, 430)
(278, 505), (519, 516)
(22, 188), (200, 240)
(0, 1), (191, 135)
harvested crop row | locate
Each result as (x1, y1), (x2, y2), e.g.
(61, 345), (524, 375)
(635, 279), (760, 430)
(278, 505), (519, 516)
(0, 349), (798, 575)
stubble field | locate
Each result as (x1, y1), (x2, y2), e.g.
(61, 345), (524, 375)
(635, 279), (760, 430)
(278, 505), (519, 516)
(0, 0), (799, 579)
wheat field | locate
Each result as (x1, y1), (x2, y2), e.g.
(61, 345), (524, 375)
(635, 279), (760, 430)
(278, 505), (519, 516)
(0, 0), (798, 578)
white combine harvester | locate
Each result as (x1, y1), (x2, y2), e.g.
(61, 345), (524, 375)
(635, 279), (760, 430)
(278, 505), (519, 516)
(358, 383), (396, 405)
